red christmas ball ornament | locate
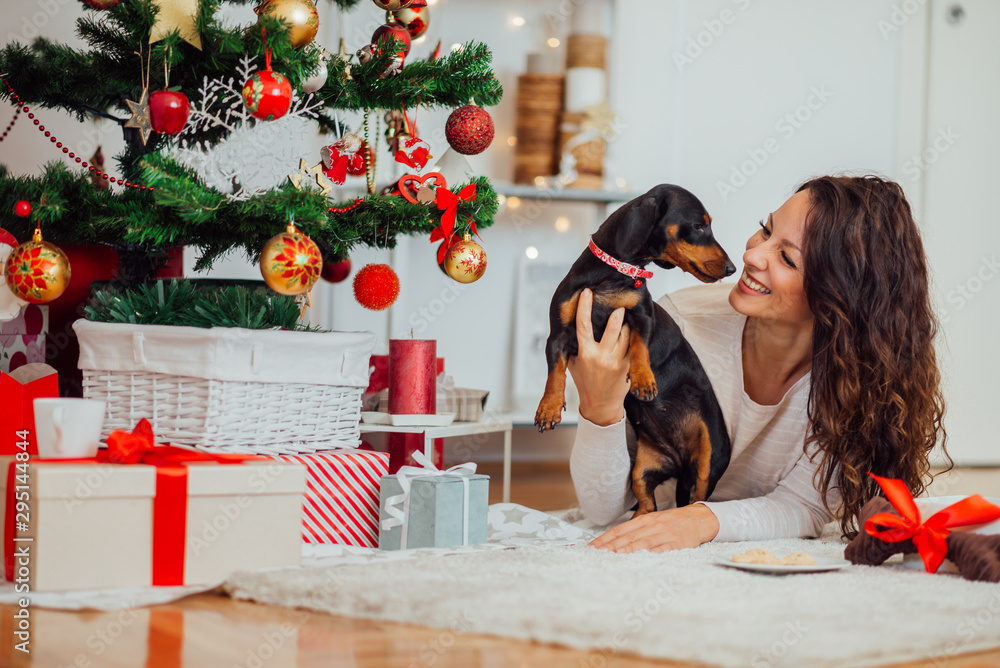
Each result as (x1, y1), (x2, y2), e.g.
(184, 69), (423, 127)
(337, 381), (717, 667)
(14, 201), (31, 218)
(372, 21), (412, 58)
(393, 5), (430, 39)
(321, 258), (352, 283)
(353, 263), (400, 311)
(242, 70), (293, 121)
(148, 90), (190, 135)
(445, 105), (495, 155)
(81, 0), (120, 8)
(372, 0), (413, 10)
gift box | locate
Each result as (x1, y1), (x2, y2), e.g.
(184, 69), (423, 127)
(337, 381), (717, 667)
(0, 432), (306, 591)
(0, 363), (58, 455)
(379, 456), (489, 550)
(273, 450), (389, 547)
(0, 305), (48, 374)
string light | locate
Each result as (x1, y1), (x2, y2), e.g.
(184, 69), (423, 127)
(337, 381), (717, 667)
(547, 38), (560, 47)
(511, 16), (526, 27)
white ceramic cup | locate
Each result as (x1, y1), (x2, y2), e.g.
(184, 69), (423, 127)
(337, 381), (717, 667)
(33, 398), (106, 458)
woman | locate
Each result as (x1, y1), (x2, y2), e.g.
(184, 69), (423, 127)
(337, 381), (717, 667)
(568, 175), (949, 553)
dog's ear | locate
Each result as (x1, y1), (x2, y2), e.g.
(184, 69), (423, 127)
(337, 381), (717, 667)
(614, 196), (658, 252)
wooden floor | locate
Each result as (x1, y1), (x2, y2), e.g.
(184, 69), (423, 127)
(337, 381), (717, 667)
(3, 463), (1000, 668)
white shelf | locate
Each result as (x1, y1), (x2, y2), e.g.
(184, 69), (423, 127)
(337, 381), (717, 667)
(493, 182), (643, 203)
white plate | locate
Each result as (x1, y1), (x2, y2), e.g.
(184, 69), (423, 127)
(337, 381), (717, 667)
(390, 413), (456, 427)
(714, 554), (851, 575)
(360, 411), (392, 425)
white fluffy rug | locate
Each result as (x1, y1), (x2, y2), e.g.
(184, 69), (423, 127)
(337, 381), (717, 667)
(224, 508), (1000, 667)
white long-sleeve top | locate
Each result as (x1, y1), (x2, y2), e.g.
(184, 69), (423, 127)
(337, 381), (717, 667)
(569, 283), (840, 541)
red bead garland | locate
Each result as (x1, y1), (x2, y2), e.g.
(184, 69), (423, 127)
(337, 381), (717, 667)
(0, 106), (19, 142)
(327, 199), (364, 214)
(1, 77), (152, 191)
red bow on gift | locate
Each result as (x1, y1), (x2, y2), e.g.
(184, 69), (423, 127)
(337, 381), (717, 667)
(435, 183), (477, 241)
(106, 417), (158, 464)
(865, 473), (1000, 573)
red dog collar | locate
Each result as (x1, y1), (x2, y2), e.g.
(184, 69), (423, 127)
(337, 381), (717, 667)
(589, 237), (654, 288)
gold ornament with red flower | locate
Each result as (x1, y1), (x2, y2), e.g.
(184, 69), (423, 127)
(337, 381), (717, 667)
(3, 227), (71, 304)
(259, 223), (322, 296)
(443, 233), (487, 284)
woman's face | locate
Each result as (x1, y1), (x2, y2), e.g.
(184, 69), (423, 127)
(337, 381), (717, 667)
(728, 189), (814, 327)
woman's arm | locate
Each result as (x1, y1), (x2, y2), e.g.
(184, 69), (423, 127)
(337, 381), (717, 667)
(566, 289), (634, 524)
(698, 444), (839, 541)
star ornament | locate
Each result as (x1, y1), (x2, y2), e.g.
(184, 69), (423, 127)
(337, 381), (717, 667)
(124, 88), (153, 145)
(287, 158), (333, 196)
(149, 0), (203, 50)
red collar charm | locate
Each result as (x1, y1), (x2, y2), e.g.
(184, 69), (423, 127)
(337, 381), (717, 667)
(589, 237), (654, 289)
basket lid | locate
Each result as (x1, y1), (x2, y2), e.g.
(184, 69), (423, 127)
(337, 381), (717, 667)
(73, 321), (377, 387)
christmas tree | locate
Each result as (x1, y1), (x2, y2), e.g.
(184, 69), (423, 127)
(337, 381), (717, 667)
(0, 0), (502, 294)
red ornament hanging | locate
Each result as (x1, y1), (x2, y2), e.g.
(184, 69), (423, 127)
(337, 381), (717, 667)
(242, 29), (293, 121)
(372, 21), (412, 58)
(445, 105), (495, 155)
(321, 258), (352, 283)
(13, 201), (31, 218)
(148, 90), (190, 135)
(394, 136), (432, 171)
(393, 5), (430, 40)
(81, 0), (120, 8)
(321, 134), (366, 185)
(372, 0), (413, 10)
(353, 263), (400, 311)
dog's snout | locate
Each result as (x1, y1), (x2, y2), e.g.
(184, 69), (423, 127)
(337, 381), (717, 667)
(723, 263), (736, 277)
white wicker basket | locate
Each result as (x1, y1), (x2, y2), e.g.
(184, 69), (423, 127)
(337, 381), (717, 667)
(74, 320), (377, 454)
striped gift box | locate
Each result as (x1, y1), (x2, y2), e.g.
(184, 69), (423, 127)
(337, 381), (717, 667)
(275, 450), (389, 547)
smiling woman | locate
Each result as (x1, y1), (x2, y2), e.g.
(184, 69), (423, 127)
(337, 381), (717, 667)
(569, 174), (950, 552)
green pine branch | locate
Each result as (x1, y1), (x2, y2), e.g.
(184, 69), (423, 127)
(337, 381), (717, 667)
(0, 158), (499, 275)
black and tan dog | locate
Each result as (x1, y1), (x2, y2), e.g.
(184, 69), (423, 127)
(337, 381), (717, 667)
(535, 184), (736, 514)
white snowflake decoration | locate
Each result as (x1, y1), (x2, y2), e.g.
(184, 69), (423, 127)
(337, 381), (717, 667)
(171, 56), (324, 201)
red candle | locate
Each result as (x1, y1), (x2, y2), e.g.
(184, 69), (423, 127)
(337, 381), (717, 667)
(388, 339), (437, 414)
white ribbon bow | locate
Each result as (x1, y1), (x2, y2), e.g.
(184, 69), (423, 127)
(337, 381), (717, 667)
(381, 450), (478, 549)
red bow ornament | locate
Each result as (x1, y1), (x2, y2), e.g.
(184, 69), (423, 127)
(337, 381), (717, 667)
(865, 473), (1000, 573)
(435, 183), (477, 240)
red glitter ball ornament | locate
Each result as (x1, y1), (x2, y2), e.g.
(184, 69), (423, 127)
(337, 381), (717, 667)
(14, 200), (31, 218)
(445, 105), (495, 155)
(353, 263), (400, 311)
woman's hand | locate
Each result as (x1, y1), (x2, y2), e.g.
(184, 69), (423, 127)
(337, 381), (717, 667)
(567, 288), (631, 427)
(589, 504), (721, 553)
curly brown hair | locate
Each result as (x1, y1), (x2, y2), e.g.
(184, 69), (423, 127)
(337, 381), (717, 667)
(797, 175), (950, 539)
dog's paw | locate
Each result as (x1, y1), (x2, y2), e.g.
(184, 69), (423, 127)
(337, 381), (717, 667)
(629, 372), (657, 402)
(534, 399), (564, 433)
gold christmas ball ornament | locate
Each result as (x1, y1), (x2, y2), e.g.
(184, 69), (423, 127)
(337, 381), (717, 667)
(443, 233), (487, 284)
(259, 223), (322, 295)
(3, 228), (71, 304)
(372, 0), (413, 10)
(255, 0), (320, 49)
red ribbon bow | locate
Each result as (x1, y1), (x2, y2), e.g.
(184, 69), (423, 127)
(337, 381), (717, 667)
(435, 183), (476, 241)
(865, 473), (1000, 573)
(430, 226), (459, 265)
